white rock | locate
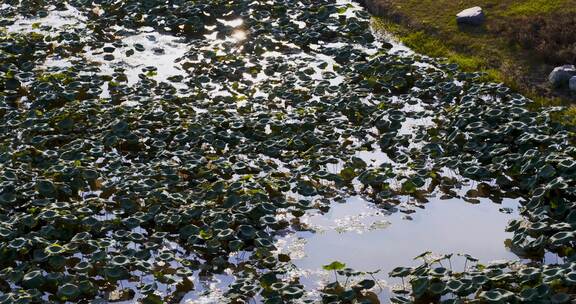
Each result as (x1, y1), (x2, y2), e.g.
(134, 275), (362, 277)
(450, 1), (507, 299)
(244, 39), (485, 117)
(569, 76), (576, 92)
(549, 65), (576, 87)
(456, 7), (485, 26)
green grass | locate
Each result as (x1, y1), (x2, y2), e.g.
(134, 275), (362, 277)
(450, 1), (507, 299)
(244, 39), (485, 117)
(373, 19), (505, 83)
(401, 32), (484, 70)
(368, 0), (576, 123)
(403, 25), (576, 123)
(401, 31), (447, 58)
(369, 0), (575, 79)
(506, 0), (569, 15)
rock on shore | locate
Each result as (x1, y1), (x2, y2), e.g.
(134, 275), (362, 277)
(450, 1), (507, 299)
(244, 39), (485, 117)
(456, 7), (485, 26)
(549, 65), (576, 88)
(570, 76), (576, 92)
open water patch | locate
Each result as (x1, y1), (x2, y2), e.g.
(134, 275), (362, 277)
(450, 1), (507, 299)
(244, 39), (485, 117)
(276, 195), (519, 301)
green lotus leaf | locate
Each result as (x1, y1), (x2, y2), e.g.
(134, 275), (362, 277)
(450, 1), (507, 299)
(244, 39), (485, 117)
(71, 232), (91, 242)
(104, 266), (130, 281)
(9, 237), (29, 250)
(565, 272), (576, 285)
(429, 267), (448, 277)
(22, 270), (45, 289)
(236, 225), (256, 240)
(518, 267), (539, 278)
(36, 180), (56, 198)
(111, 255), (130, 266)
(44, 244), (65, 255)
(429, 281), (446, 295)
(550, 231), (575, 245)
(270, 282), (289, 291)
(519, 288), (539, 301)
(389, 267), (412, 277)
(352, 279), (375, 291)
(78, 280), (96, 296)
(129, 232), (145, 242)
(229, 239), (244, 251)
(0, 227), (14, 240)
(74, 261), (93, 273)
(259, 215), (278, 227)
(48, 255), (66, 270)
(58, 283), (80, 300)
(135, 260), (153, 272)
(158, 252), (175, 261)
(446, 279), (464, 292)
(542, 267), (564, 278)
(255, 238), (274, 248)
(141, 294), (163, 304)
(0, 191), (17, 205)
(338, 268), (360, 277)
(390, 296), (412, 304)
(176, 268), (193, 277)
(323, 261), (346, 271)
(411, 277), (429, 298)
(282, 285), (304, 299)
(479, 289), (507, 302)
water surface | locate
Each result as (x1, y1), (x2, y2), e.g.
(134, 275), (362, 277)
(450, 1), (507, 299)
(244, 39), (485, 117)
(278, 195), (519, 300)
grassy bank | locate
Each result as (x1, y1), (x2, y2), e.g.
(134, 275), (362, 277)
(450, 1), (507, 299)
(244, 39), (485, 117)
(363, 0), (576, 116)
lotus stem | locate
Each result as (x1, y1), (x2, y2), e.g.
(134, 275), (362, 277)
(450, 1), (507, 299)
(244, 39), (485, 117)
(370, 273), (383, 292)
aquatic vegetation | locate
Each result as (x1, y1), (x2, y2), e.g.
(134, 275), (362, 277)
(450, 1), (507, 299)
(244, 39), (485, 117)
(320, 262), (382, 304)
(390, 252), (576, 303)
(0, 0), (575, 302)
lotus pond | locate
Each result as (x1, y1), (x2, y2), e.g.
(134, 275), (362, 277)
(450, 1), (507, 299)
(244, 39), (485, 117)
(0, 0), (575, 303)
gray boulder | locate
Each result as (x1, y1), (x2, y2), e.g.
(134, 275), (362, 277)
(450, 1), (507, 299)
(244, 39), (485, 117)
(549, 65), (576, 87)
(570, 76), (576, 92)
(456, 7), (485, 26)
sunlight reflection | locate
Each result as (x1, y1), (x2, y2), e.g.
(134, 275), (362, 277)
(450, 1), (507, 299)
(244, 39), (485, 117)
(231, 29), (247, 42)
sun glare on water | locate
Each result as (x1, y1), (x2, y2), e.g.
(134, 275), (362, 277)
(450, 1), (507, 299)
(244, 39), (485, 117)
(231, 29), (247, 42)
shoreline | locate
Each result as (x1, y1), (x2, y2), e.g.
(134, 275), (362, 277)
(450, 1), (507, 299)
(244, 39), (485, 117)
(356, 0), (576, 122)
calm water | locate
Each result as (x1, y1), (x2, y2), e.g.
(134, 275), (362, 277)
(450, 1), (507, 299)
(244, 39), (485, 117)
(277, 195), (519, 300)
